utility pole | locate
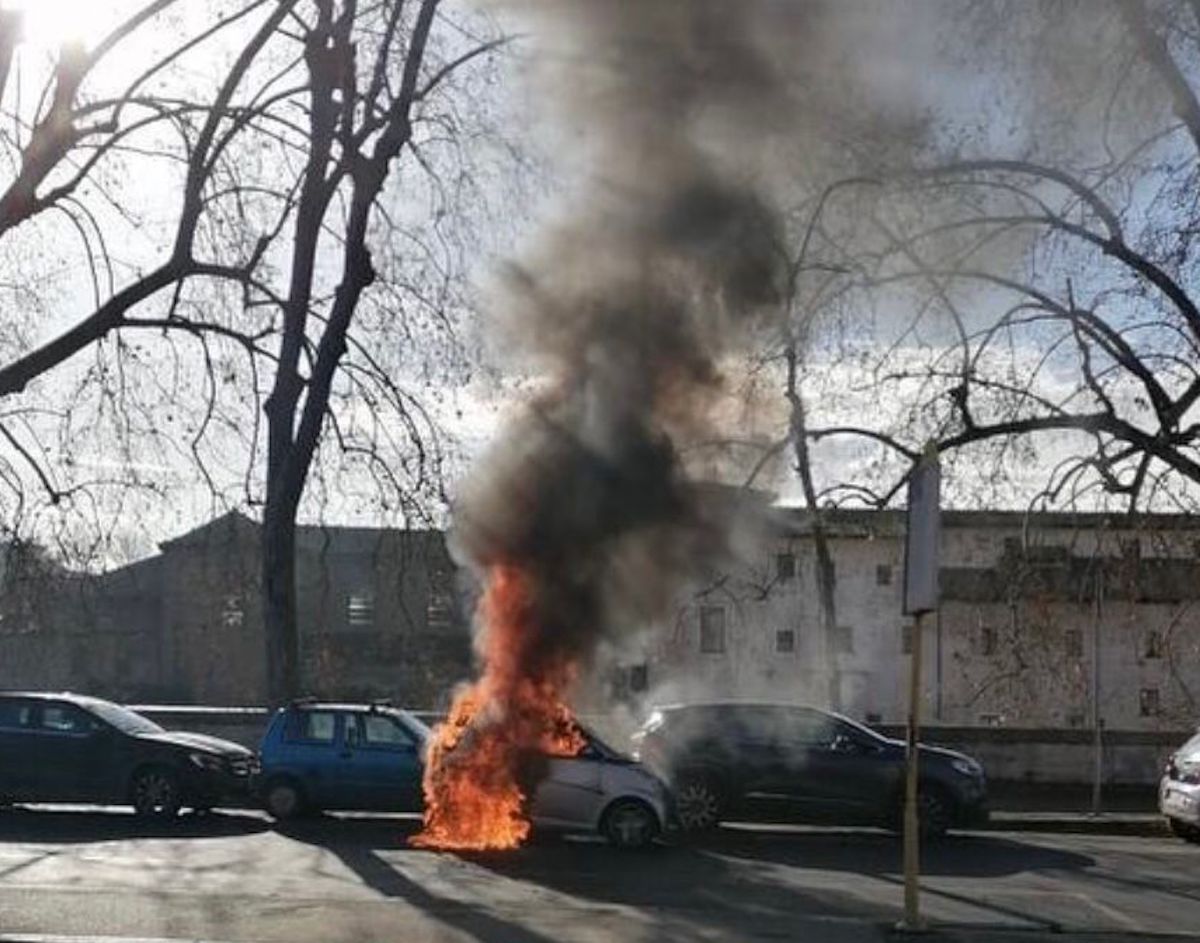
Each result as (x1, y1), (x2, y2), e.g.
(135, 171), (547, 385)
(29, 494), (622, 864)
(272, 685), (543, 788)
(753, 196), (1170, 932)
(1091, 564), (1104, 816)
(899, 444), (941, 934)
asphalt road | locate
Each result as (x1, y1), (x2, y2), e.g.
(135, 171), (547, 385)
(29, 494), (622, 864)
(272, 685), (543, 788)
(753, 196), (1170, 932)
(0, 807), (1197, 943)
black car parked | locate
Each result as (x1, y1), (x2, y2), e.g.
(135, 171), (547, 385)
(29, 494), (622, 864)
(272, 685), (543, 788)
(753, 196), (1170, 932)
(631, 702), (988, 837)
(0, 692), (258, 816)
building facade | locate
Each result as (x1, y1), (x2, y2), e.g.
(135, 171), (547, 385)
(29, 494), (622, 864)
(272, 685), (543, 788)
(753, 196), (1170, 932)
(0, 512), (472, 707)
(619, 508), (1200, 731)
(3, 506), (1199, 729)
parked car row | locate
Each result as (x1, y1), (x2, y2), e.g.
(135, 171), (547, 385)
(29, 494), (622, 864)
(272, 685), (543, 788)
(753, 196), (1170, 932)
(0, 691), (1008, 847)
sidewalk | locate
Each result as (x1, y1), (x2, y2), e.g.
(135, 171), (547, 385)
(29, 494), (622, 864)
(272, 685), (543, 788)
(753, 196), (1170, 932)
(979, 780), (1169, 836)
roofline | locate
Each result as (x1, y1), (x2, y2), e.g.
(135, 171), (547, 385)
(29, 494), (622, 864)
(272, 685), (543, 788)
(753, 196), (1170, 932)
(771, 506), (1200, 532)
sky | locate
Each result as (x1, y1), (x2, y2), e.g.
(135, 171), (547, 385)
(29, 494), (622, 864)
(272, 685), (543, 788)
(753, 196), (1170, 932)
(1, 0), (1195, 569)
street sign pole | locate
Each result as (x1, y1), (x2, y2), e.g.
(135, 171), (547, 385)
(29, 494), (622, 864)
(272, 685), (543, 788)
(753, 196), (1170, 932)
(899, 444), (941, 934)
(902, 608), (925, 931)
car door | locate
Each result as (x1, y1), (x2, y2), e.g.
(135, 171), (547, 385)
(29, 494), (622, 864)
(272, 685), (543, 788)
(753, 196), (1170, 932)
(277, 709), (349, 809)
(346, 712), (423, 811)
(0, 698), (38, 799)
(532, 750), (605, 829)
(25, 701), (101, 801)
(779, 710), (893, 821)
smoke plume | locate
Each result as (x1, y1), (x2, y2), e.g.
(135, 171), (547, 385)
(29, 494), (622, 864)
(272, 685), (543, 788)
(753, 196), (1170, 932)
(415, 0), (939, 849)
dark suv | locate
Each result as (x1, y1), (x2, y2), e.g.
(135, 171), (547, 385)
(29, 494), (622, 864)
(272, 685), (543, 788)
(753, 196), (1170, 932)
(631, 702), (988, 837)
(0, 692), (258, 816)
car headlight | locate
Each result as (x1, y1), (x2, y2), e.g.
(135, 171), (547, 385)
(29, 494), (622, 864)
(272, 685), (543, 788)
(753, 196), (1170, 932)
(189, 752), (225, 771)
(950, 758), (982, 778)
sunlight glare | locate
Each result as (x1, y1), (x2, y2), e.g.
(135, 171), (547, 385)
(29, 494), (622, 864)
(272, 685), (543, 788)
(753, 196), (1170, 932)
(7, 0), (130, 51)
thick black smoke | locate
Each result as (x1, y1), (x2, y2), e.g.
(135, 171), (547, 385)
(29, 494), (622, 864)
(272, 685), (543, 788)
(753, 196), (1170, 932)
(450, 0), (937, 674)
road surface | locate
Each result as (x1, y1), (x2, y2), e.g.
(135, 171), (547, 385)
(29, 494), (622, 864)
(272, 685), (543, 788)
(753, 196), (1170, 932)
(0, 807), (1197, 942)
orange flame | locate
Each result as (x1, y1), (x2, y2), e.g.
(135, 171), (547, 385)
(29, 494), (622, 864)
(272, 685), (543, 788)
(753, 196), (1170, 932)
(411, 563), (586, 851)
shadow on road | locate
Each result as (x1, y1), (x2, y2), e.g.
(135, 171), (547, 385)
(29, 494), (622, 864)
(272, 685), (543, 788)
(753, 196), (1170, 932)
(276, 816), (1098, 940)
(689, 824), (1095, 878)
(0, 806), (269, 842)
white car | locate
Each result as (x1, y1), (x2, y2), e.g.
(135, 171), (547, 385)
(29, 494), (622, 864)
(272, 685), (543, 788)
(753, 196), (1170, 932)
(533, 733), (674, 848)
(1160, 729), (1200, 843)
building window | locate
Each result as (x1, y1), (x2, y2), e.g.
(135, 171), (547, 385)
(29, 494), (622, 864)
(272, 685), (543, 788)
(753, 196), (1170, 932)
(427, 586), (454, 630)
(1067, 712), (1086, 729)
(776, 552), (796, 581)
(1064, 629), (1083, 658)
(901, 623), (914, 655)
(699, 606), (726, 653)
(876, 564), (892, 586)
(347, 593), (375, 629)
(221, 595), (243, 629)
(980, 625), (997, 656)
(1139, 687), (1160, 717)
(775, 629), (795, 653)
(1144, 630), (1163, 659)
(628, 664), (648, 692)
(834, 624), (854, 654)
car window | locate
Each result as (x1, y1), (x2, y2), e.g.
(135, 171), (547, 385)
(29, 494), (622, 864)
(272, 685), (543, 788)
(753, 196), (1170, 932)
(40, 704), (91, 734)
(0, 700), (34, 730)
(781, 709), (837, 747)
(286, 710), (338, 743)
(358, 713), (415, 748)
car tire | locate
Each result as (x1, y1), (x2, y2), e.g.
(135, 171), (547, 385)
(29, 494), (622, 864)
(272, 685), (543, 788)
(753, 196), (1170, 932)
(916, 784), (954, 839)
(131, 767), (182, 818)
(601, 799), (660, 850)
(1168, 817), (1200, 844)
(887, 784), (954, 840)
(675, 775), (725, 832)
(264, 779), (305, 821)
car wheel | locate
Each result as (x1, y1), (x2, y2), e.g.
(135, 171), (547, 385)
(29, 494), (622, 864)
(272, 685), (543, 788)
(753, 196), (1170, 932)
(602, 799), (660, 849)
(1168, 817), (1200, 844)
(675, 776), (724, 831)
(264, 779), (305, 820)
(917, 786), (953, 839)
(131, 768), (182, 818)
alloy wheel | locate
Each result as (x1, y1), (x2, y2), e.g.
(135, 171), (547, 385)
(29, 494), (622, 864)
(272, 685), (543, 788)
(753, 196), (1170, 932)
(675, 779), (723, 831)
(132, 769), (180, 817)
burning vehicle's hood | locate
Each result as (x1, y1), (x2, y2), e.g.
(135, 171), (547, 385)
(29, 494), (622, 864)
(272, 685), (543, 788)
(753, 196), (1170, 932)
(136, 730), (252, 757)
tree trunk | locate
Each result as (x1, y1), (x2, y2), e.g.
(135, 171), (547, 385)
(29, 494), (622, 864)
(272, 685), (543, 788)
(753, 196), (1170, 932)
(263, 493), (300, 705)
(785, 344), (842, 712)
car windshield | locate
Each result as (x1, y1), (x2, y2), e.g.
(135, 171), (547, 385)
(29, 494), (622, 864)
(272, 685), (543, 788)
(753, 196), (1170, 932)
(1181, 732), (1200, 761)
(83, 700), (164, 736)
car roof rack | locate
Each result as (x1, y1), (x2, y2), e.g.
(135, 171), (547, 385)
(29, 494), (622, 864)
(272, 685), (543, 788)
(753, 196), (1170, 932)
(369, 698), (394, 711)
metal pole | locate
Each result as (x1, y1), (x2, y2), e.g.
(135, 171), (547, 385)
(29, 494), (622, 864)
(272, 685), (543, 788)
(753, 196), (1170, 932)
(1091, 565), (1103, 816)
(901, 610), (925, 931)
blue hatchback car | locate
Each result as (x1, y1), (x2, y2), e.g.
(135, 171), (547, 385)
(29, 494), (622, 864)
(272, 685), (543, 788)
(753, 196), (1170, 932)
(258, 701), (429, 819)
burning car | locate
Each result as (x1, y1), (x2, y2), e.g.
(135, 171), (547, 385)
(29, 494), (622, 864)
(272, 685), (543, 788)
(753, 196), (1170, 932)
(258, 700), (671, 849)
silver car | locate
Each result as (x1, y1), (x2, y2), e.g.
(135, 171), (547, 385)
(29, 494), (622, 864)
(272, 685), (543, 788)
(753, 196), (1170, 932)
(532, 731), (673, 848)
(1160, 729), (1200, 844)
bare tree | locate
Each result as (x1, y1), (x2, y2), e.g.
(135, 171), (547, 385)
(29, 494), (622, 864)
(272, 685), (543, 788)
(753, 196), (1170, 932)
(782, 2), (1200, 519)
(0, 0), (510, 700)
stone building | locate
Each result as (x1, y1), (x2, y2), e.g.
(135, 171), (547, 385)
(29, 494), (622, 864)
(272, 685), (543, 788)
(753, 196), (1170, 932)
(0, 512), (472, 706)
(614, 508), (1200, 732)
